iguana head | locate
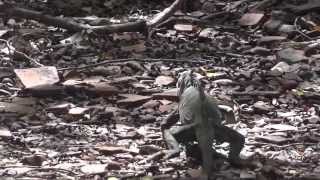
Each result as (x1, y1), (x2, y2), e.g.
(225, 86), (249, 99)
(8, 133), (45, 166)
(177, 70), (203, 97)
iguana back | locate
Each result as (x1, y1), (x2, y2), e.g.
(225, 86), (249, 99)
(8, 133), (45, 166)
(177, 71), (218, 179)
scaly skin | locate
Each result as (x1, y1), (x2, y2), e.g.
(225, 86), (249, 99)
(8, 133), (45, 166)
(179, 84), (214, 178)
(162, 70), (245, 179)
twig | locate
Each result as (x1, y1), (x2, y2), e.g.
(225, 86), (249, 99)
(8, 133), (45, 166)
(293, 17), (313, 40)
(147, 0), (185, 28)
(0, 39), (44, 67)
(138, 151), (165, 164)
(15, 167), (79, 177)
(201, 11), (231, 20)
(154, 15), (205, 29)
(57, 58), (215, 71)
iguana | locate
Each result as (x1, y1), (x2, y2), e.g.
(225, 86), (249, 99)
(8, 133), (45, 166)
(161, 70), (245, 179)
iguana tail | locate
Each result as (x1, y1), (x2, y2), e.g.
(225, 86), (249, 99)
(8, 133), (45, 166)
(195, 101), (214, 179)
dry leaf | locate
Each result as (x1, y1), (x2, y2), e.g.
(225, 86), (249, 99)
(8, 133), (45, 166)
(155, 75), (175, 86)
(239, 13), (264, 26)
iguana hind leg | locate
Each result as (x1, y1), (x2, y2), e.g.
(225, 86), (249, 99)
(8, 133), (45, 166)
(214, 124), (245, 164)
(163, 123), (197, 159)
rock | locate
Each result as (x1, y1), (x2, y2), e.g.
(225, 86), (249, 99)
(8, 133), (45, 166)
(152, 88), (178, 101)
(283, 72), (302, 81)
(14, 66), (59, 89)
(86, 83), (120, 96)
(139, 114), (156, 123)
(199, 28), (218, 39)
(107, 162), (121, 170)
(24, 84), (66, 97)
(213, 79), (235, 85)
(280, 79), (298, 90)
(47, 103), (75, 114)
(174, 24), (194, 32)
(201, 1), (216, 13)
(117, 130), (142, 140)
(258, 36), (286, 46)
(90, 66), (121, 76)
(121, 41), (146, 53)
(68, 107), (89, 115)
(117, 94), (152, 107)
(264, 124), (298, 131)
(63, 80), (119, 97)
(139, 145), (162, 155)
(80, 164), (107, 174)
(21, 154), (46, 166)
(190, 11), (205, 18)
(154, 75), (175, 86)
(307, 115), (320, 123)
(271, 62), (291, 73)
(263, 19), (282, 34)
(246, 47), (271, 56)
(205, 71), (228, 79)
(95, 144), (136, 155)
(142, 100), (160, 109)
(132, 82), (150, 90)
(277, 48), (308, 64)
(240, 170), (256, 179)
(255, 135), (290, 145)
(105, 106), (129, 116)
(111, 76), (137, 84)
(278, 24), (296, 34)
(126, 61), (145, 72)
(2, 77), (13, 84)
(159, 103), (177, 113)
(0, 102), (35, 114)
(0, 67), (13, 79)
(253, 101), (274, 113)
(0, 127), (12, 138)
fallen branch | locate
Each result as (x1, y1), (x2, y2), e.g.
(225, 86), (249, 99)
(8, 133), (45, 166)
(0, 0), (185, 35)
(15, 167), (79, 177)
(282, 0), (320, 15)
(0, 4), (147, 34)
(250, 0), (280, 12)
(57, 58), (215, 71)
(154, 15), (205, 29)
(147, 0), (185, 28)
(229, 90), (281, 97)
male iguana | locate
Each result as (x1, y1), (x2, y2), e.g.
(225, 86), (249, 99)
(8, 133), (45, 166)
(161, 70), (245, 179)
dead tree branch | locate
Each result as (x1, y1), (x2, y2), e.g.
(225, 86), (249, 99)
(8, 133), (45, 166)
(147, 0), (185, 28)
(0, 0), (185, 35)
(0, 4), (147, 34)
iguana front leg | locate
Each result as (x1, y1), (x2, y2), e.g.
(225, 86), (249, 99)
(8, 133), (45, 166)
(162, 123), (197, 159)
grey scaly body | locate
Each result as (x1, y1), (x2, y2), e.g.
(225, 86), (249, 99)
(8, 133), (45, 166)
(162, 70), (245, 179)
